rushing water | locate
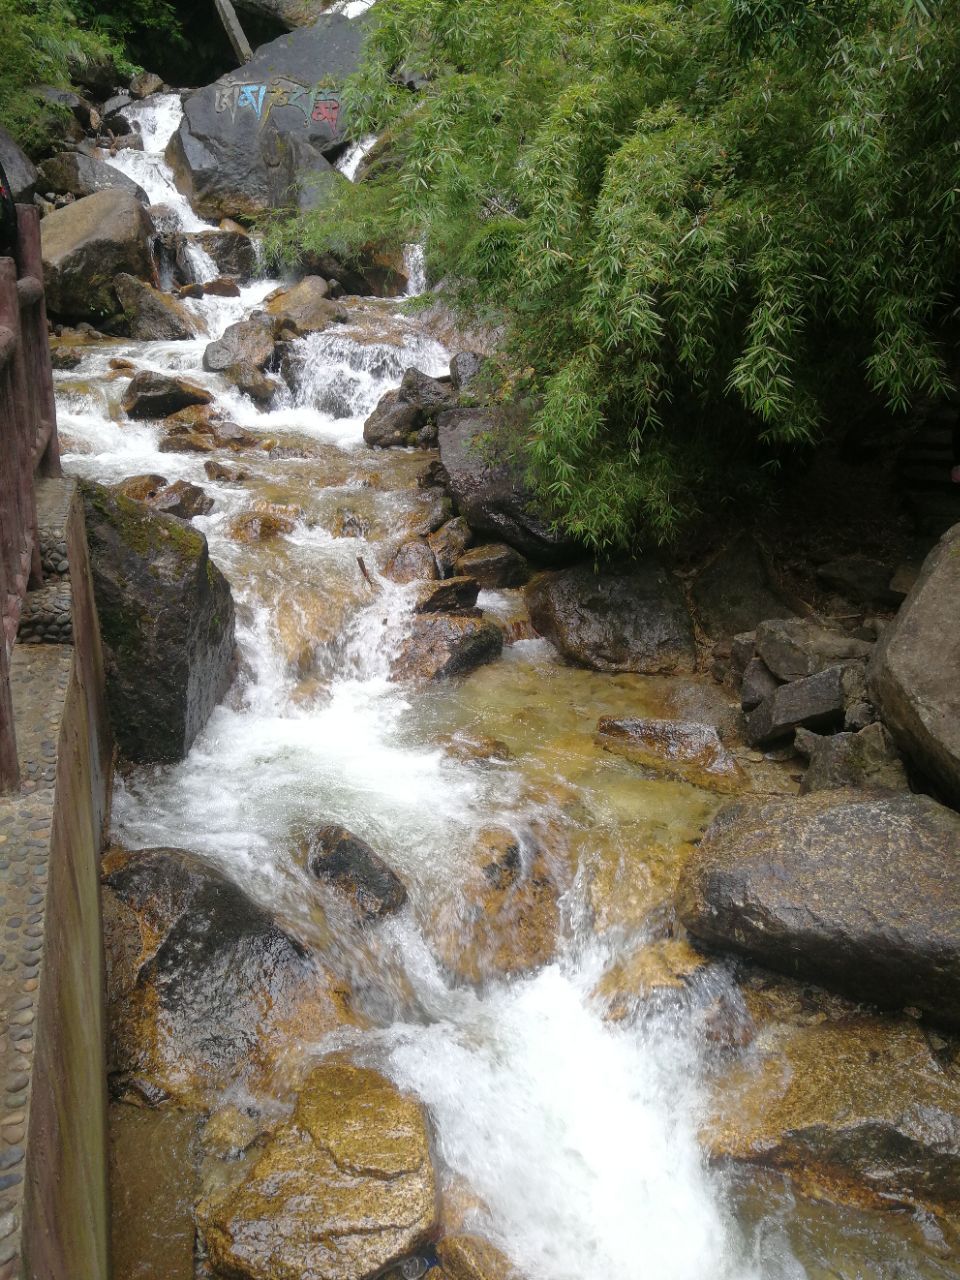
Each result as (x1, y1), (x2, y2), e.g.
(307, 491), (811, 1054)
(57, 96), (956, 1280)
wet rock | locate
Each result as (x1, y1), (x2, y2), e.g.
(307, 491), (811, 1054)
(455, 543), (529, 589)
(36, 84), (99, 131)
(428, 517), (473, 576)
(176, 281), (205, 299)
(706, 1003), (960, 1211)
(158, 431), (214, 455)
(593, 939), (710, 1023)
(596, 718), (747, 794)
(437, 730), (512, 764)
(406, 488), (454, 539)
(795, 723), (909, 794)
(449, 352), (484, 394)
(299, 824), (408, 920)
(385, 540), (439, 584)
(198, 1060), (438, 1280)
(275, 585), (358, 675)
(147, 479), (214, 521)
(412, 577), (480, 615)
(692, 538), (793, 640)
(50, 345), (84, 370)
(744, 662), (862, 747)
(677, 789), (960, 1027)
(816, 554), (903, 608)
(437, 1235), (519, 1280)
(204, 460), (249, 483)
(167, 17), (363, 221)
(364, 367), (455, 449)
(122, 370), (212, 418)
(41, 189), (155, 320)
(740, 657), (778, 712)
(114, 273), (200, 341)
(227, 508), (297, 543)
(265, 276), (347, 336)
(224, 360), (281, 405)
(129, 71), (164, 99)
(180, 228), (258, 282)
(437, 407), (578, 561)
(37, 151), (147, 204)
(82, 483), (235, 763)
(203, 315), (275, 373)
(203, 275), (241, 297)
(393, 614), (504, 682)
(433, 826), (561, 983)
(112, 473), (168, 503)
(526, 561), (695, 675)
(868, 522), (960, 807)
(756, 618), (873, 684)
(0, 124), (37, 202)
(103, 845), (350, 1100)
(363, 392), (421, 448)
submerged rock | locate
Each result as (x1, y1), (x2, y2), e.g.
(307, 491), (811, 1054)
(114, 273), (200, 341)
(122, 370), (212, 419)
(526, 562), (695, 674)
(82, 483), (235, 763)
(299, 824), (408, 920)
(393, 613), (503, 683)
(198, 1060), (438, 1280)
(103, 846), (352, 1101)
(677, 789), (960, 1027)
(167, 17), (363, 220)
(869, 521), (960, 807)
(41, 189), (155, 320)
(596, 718), (746, 794)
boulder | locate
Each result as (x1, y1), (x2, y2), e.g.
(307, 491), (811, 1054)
(393, 614), (504, 682)
(114, 274), (200, 341)
(147, 480), (214, 521)
(815, 554), (903, 608)
(298, 824), (407, 920)
(81, 484), (235, 764)
(744, 662), (862, 747)
(596, 718), (746, 794)
(739, 657), (778, 712)
(385, 540), (439, 584)
(428, 517), (473, 576)
(224, 361), (281, 405)
(41, 189), (155, 320)
(449, 352), (484, 394)
(412, 577), (480, 615)
(167, 16), (363, 221)
(0, 125), (38, 202)
(203, 316), (275, 372)
(129, 71), (164, 99)
(677, 789), (960, 1027)
(364, 367), (455, 448)
(234, 0), (328, 28)
(437, 407), (578, 561)
(265, 276), (347, 335)
(868, 522), (960, 807)
(122, 371), (212, 419)
(455, 543), (529, 589)
(113, 473), (168, 503)
(525, 562), (695, 674)
(198, 1061), (438, 1280)
(177, 228), (257, 282)
(756, 618), (873, 684)
(363, 390), (420, 448)
(103, 845), (349, 1100)
(795, 723), (909, 794)
(36, 152), (148, 204)
(203, 276), (240, 297)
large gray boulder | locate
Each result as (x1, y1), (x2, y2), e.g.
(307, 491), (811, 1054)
(526, 561), (696, 674)
(869, 522), (960, 807)
(82, 484), (235, 764)
(0, 125), (38, 201)
(437, 407), (579, 561)
(166, 16), (363, 221)
(37, 151), (147, 204)
(41, 189), (155, 320)
(677, 789), (960, 1027)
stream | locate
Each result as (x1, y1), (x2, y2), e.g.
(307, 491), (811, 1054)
(52, 96), (955, 1280)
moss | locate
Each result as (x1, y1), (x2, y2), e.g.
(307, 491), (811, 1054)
(82, 481), (205, 568)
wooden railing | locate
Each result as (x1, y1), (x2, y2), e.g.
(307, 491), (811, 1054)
(0, 205), (61, 792)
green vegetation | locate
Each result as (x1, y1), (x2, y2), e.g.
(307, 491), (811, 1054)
(278, 0), (960, 550)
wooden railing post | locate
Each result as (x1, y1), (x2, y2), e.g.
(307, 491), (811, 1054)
(15, 205), (60, 478)
(0, 260), (20, 792)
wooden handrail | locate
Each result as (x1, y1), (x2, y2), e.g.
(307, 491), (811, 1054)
(0, 204), (62, 792)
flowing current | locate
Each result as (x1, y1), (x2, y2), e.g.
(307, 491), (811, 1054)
(55, 97), (948, 1280)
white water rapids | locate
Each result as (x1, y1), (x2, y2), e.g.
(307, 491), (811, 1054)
(53, 96), (950, 1280)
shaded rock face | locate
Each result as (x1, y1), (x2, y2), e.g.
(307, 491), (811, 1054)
(743, 661), (863, 747)
(795, 723), (908, 794)
(122, 371), (212, 419)
(706, 992), (960, 1212)
(0, 125), (38, 202)
(596, 718), (746, 794)
(691, 538), (793, 640)
(114, 274), (200, 341)
(40, 189), (155, 320)
(102, 846), (347, 1101)
(198, 1060), (438, 1280)
(393, 614), (504, 682)
(677, 789), (960, 1028)
(37, 151), (148, 203)
(167, 16), (364, 221)
(869, 522), (960, 807)
(437, 408), (578, 561)
(526, 562), (695, 674)
(82, 484), (235, 764)
(299, 824), (408, 921)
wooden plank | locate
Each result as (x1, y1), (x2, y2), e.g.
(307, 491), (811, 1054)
(15, 207), (60, 478)
(0, 260), (19, 792)
(213, 0), (254, 65)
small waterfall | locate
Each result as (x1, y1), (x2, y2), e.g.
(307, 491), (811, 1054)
(337, 134), (379, 182)
(403, 244), (427, 297)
